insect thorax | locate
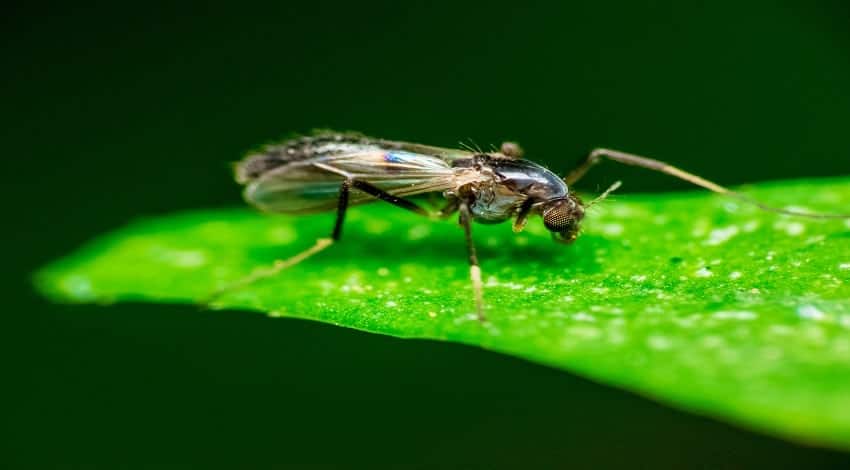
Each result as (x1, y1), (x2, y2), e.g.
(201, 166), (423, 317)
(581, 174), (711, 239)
(462, 157), (570, 223)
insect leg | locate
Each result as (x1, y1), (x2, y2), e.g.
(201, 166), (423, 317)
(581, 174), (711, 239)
(459, 201), (486, 321)
(313, 162), (431, 217)
(564, 148), (731, 190)
(437, 196), (460, 219)
(512, 198), (536, 233)
(203, 236), (335, 305)
(565, 148), (850, 219)
(350, 180), (429, 217)
(331, 179), (351, 240)
(202, 181), (354, 304)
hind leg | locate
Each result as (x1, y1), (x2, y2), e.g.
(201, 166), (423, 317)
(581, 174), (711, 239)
(204, 177), (432, 303)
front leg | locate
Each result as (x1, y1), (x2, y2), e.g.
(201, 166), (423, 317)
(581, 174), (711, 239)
(437, 196), (460, 219)
(563, 148), (850, 219)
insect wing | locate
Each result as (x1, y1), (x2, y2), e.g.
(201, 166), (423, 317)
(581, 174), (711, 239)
(244, 150), (463, 213)
(382, 139), (475, 164)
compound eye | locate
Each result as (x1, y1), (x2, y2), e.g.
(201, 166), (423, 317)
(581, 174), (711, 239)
(543, 200), (575, 232)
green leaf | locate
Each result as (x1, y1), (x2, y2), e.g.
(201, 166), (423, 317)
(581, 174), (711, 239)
(35, 177), (850, 449)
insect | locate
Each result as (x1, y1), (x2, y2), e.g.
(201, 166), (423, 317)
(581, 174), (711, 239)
(212, 131), (849, 321)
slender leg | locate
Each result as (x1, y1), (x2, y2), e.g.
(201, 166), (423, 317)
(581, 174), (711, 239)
(204, 237), (335, 304)
(512, 198), (536, 233)
(564, 148), (850, 219)
(351, 180), (429, 217)
(564, 148), (729, 192)
(203, 181), (354, 303)
(314, 161), (431, 217)
(437, 197), (460, 219)
(205, 176), (437, 303)
(459, 201), (485, 321)
(331, 179), (351, 240)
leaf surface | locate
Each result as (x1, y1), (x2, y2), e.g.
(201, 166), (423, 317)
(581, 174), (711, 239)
(36, 177), (850, 449)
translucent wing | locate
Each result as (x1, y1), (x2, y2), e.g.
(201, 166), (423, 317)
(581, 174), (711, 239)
(241, 148), (477, 214)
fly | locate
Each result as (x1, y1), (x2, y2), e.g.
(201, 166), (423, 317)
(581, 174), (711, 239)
(210, 131), (850, 321)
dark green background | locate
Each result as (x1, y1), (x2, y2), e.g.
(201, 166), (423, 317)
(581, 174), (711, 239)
(5, 1), (850, 467)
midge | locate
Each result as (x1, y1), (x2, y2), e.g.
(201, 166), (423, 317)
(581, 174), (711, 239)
(215, 131), (849, 320)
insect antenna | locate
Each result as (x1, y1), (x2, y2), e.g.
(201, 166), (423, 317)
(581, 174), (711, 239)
(585, 180), (623, 210)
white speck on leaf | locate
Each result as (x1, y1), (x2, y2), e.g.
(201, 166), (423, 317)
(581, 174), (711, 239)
(602, 223), (624, 236)
(572, 312), (596, 322)
(729, 271), (742, 280)
(774, 220), (805, 237)
(769, 325), (793, 336)
(806, 235), (826, 245)
(706, 226), (739, 246)
(364, 219), (391, 234)
(567, 325), (602, 340)
(691, 219), (710, 237)
(701, 336), (724, 348)
(165, 250), (206, 268)
(713, 311), (758, 320)
(695, 267), (713, 278)
(647, 335), (673, 351)
(407, 224), (431, 240)
(786, 222), (805, 236)
(266, 226), (296, 244)
(798, 304), (826, 321)
(453, 313), (481, 325)
(742, 220), (760, 232)
(484, 277), (524, 290)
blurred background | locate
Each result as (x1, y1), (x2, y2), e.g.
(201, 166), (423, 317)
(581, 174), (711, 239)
(4, 0), (850, 467)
